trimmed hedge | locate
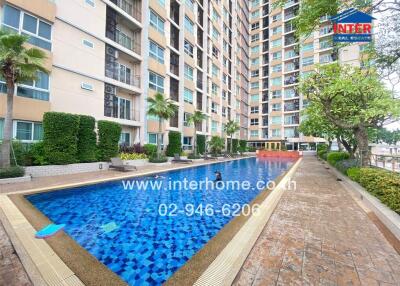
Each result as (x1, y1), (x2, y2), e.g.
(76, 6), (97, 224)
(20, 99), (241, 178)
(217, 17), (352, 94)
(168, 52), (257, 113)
(77, 115), (97, 162)
(196, 134), (206, 155)
(317, 144), (328, 160)
(227, 139), (239, 153)
(239, 140), (247, 153)
(0, 166), (25, 179)
(347, 167), (400, 214)
(43, 112), (80, 165)
(97, 120), (121, 161)
(327, 151), (349, 166)
(335, 159), (359, 174)
(28, 141), (48, 166)
(143, 144), (157, 157)
(166, 131), (182, 157)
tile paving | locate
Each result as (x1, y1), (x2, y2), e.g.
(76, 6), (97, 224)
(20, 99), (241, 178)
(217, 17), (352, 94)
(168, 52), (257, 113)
(233, 157), (400, 286)
(0, 221), (32, 286)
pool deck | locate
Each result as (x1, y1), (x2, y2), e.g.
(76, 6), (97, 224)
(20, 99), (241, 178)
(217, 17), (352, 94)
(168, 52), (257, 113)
(233, 156), (400, 286)
(0, 156), (400, 285)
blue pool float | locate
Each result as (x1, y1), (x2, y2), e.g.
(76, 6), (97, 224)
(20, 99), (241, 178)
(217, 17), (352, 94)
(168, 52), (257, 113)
(35, 224), (65, 239)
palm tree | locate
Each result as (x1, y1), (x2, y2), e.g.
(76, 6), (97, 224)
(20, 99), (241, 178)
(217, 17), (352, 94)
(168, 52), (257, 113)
(224, 120), (240, 154)
(187, 111), (207, 157)
(0, 31), (48, 168)
(147, 92), (177, 159)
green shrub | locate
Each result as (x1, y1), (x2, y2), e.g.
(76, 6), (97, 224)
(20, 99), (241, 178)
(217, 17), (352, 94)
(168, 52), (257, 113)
(143, 144), (157, 157)
(28, 141), (48, 166)
(166, 131), (182, 157)
(227, 139), (239, 153)
(43, 112), (80, 165)
(209, 136), (224, 156)
(119, 153), (147, 160)
(239, 140), (247, 153)
(327, 151), (349, 166)
(188, 153), (201, 159)
(97, 120), (121, 161)
(149, 155), (168, 163)
(0, 166), (25, 179)
(196, 134), (206, 155)
(347, 167), (400, 214)
(317, 145), (329, 160)
(335, 159), (360, 174)
(77, 115), (97, 163)
(9, 141), (30, 166)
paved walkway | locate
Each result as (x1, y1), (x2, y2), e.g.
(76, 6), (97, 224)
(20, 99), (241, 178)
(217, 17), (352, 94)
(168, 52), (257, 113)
(234, 157), (400, 286)
(0, 221), (32, 286)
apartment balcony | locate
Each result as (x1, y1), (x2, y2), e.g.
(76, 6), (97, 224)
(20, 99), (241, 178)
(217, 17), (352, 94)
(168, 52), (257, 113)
(284, 0), (299, 8)
(170, 0), (180, 25)
(284, 99), (300, 112)
(262, 117), (268, 126)
(262, 103), (269, 114)
(170, 51), (179, 76)
(285, 49), (299, 60)
(170, 25), (179, 50)
(319, 40), (333, 50)
(104, 84), (140, 122)
(170, 113), (179, 128)
(284, 21), (295, 34)
(284, 114), (300, 125)
(106, 8), (141, 55)
(284, 73), (299, 85)
(105, 46), (141, 89)
(110, 0), (141, 22)
(170, 78), (179, 102)
(262, 93), (269, 102)
(284, 60), (299, 73)
(197, 92), (203, 110)
(320, 26), (333, 37)
(284, 35), (298, 47)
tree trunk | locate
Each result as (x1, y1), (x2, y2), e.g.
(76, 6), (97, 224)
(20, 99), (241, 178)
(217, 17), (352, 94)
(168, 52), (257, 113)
(157, 118), (162, 160)
(338, 137), (356, 158)
(354, 126), (369, 167)
(0, 81), (14, 168)
(193, 126), (197, 157)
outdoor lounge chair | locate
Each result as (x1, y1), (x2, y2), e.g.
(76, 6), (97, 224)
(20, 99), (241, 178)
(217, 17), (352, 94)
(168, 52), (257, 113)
(110, 157), (137, 172)
(171, 154), (193, 164)
(203, 153), (218, 160)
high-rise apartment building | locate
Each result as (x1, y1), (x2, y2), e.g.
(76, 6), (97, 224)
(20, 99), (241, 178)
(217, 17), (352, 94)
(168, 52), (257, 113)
(0, 0), (364, 150)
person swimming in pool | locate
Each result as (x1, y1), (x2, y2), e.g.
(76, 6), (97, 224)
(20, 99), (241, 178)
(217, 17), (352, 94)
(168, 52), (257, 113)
(214, 171), (222, 182)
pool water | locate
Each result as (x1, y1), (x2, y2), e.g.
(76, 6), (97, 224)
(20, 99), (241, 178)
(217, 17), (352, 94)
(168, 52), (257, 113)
(27, 157), (295, 285)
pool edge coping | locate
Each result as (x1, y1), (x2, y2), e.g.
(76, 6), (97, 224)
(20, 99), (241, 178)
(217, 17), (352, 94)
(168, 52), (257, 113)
(0, 156), (299, 286)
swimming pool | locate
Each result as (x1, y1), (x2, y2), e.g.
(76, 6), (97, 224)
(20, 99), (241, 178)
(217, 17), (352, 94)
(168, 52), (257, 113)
(27, 157), (295, 285)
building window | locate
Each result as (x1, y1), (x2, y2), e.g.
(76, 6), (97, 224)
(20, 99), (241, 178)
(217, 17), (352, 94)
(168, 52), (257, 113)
(149, 40), (165, 64)
(251, 82), (259, 89)
(251, 58), (259, 66)
(271, 39), (282, 48)
(85, 0), (95, 7)
(148, 133), (164, 145)
(211, 120), (218, 132)
(251, 45), (260, 54)
(183, 136), (193, 150)
(185, 0), (195, 10)
(272, 103), (281, 111)
(14, 121), (43, 141)
(81, 82), (94, 91)
(271, 90), (282, 98)
(149, 71), (164, 93)
(302, 56), (314, 67)
(184, 64), (194, 81)
(184, 16), (194, 34)
(211, 102), (218, 113)
(272, 51), (282, 60)
(272, 26), (282, 35)
(271, 128), (281, 137)
(14, 71), (50, 101)
(251, 106), (259, 114)
(272, 13), (282, 22)
(2, 5), (52, 51)
(119, 132), (131, 146)
(250, 130), (259, 137)
(272, 64), (282, 73)
(250, 118), (259, 126)
(251, 22), (260, 31)
(184, 88), (193, 103)
(82, 39), (94, 48)
(251, 94), (259, 102)
(301, 42), (314, 52)
(184, 112), (192, 126)
(184, 40), (194, 57)
(150, 10), (165, 33)
(271, 77), (282, 86)
(271, 116), (281, 124)
(212, 64), (219, 77)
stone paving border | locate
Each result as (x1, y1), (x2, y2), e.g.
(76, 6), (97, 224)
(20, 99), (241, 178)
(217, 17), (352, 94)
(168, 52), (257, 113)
(2, 156), (282, 286)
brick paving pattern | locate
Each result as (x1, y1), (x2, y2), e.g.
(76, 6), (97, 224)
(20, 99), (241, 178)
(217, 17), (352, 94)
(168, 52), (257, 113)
(234, 157), (400, 286)
(0, 221), (32, 286)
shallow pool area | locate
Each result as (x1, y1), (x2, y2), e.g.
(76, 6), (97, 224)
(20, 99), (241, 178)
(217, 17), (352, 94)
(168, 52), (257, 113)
(27, 157), (295, 285)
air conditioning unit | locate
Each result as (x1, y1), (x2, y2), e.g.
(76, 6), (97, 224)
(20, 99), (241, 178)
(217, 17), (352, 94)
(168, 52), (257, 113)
(105, 84), (116, 94)
(106, 46), (119, 58)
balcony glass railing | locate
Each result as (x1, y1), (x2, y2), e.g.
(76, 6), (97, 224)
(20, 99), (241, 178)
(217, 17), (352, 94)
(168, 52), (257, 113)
(105, 63), (141, 88)
(112, 0), (141, 21)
